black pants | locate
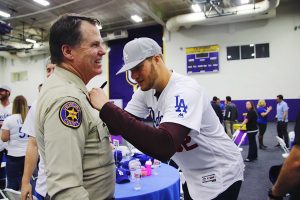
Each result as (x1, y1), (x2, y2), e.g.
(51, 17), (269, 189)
(277, 121), (289, 148)
(0, 150), (6, 190)
(183, 180), (242, 200)
(247, 131), (258, 160)
(6, 155), (25, 190)
(258, 123), (267, 146)
(258, 123), (267, 137)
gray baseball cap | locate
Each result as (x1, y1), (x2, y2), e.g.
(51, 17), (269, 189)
(0, 85), (11, 92)
(116, 37), (162, 75)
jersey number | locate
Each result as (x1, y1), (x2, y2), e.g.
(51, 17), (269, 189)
(177, 136), (198, 152)
(19, 127), (28, 138)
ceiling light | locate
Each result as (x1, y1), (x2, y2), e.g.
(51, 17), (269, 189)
(191, 4), (201, 13)
(131, 15), (143, 23)
(33, 0), (50, 6)
(26, 38), (37, 44)
(0, 10), (11, 18)
(240, 0), (250, 4)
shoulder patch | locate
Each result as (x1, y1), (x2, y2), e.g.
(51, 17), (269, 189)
(59, 101), (82, 129)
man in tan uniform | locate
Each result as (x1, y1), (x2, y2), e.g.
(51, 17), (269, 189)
(35, 13), (115, 200)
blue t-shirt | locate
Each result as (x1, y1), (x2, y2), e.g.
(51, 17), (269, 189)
(276, 101), (289, 122)
(257, 107), (268, 124)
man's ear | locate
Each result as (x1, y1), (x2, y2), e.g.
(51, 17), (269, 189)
(153, 55), (161, 64)
(61, 44), (74, 61)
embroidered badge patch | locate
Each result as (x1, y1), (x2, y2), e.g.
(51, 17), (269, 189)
(59, 101), (82, 128)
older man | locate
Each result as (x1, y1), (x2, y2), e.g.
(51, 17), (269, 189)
(35, 14), (114, 199)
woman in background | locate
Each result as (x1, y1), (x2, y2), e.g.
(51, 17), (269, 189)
(257, 99), (272, 149)
(1, 95), (29, 190)
(241, 101), (259, 162)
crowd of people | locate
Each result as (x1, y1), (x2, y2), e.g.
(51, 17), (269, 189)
(0, 12), (298, 200)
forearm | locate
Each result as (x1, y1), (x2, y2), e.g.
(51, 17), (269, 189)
(22, 137), (39, 184)
(100, 102), (189, 162)
(283, 112), (287, 121)
(240, 119), (248, 126)
(272, 145), (300, 196)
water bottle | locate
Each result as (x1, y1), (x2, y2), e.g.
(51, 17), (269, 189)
(152, 159), (161, 175)
(129, 159), (142, 190)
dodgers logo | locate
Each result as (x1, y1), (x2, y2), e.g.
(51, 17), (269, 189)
(175, 95), (187, 117)
(59, 101), (82, 129)
(148, 107), (163, 128)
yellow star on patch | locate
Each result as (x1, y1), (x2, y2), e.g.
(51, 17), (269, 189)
(67, 107), (78, 121)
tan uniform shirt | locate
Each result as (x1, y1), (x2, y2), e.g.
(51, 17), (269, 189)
(36, 67), (115, 200)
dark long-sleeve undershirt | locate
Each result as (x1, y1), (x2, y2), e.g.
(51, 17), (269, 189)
(100, 102), (190, 162)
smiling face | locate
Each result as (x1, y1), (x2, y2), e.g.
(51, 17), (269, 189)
(130, 57), (159, 91)
(71, 21), (106, 83)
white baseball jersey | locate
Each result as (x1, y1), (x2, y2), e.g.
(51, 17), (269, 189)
(21, 100), (47, 196)
(0, 103), (12, 151)
(125, 72), (244, 200)
(1, 114), (29, 157)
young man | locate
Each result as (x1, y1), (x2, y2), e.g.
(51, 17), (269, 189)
(35, 14), (114, 199)
(224, 96), (238, 138)
(0, 85), (12, 129)
(0, 85), (12, 187)
(89, 37), (244, 200)
(211, 96), (223, 123)
(21, 60), (55, 200)
(275, 94), (289, 148)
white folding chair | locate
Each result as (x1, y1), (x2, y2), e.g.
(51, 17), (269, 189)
(276, 136), (290, 158)
(3, 188), (20, 200)
(232, 129), (240, 142)
(289, 131), (295, 147)
(3, 188), (38, 200)
(237, 132), (247, 152)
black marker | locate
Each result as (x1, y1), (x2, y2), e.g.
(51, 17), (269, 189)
(100, 81), (107, 89)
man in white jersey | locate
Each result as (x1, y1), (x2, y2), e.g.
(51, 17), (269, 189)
(0, 85), (12, 188)
(89, 37), (244, 200)
(0, 85), (12, 129)
(21, 61), (55, 200)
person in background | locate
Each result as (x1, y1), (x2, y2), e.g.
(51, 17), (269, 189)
(224, 96), (238, 138)
(21, 60), (55, 200)
(256, 99), (272, 149)
(275, 95), (289, 148)
(89, 37), (244, 200)
(211, 96), (223, 123)
(35, 13), (114, 199)
(1, 95), (29, 190)
(0, 85), (12, 187)
(240, 101), (258, 162)
(217, 98), (225, 117)
(268, 111), (300, 200)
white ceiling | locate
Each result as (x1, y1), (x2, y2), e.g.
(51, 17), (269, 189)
(0, 0), (293, 53)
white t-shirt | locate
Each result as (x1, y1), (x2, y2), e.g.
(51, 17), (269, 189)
(0, 103), (12, 151)
(1, 114), (28, 157)
(21, 100), (47, 197)
(125, 72), (244, 200)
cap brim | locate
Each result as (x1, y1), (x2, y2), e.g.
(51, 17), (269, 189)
(116, 58), (145, 75)
(116, 176), (130, 184)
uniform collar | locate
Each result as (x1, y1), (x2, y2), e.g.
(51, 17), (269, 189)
(55, 67), (89, 97)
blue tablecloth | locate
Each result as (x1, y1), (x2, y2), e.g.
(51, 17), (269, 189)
(115, 163), (180, 200)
